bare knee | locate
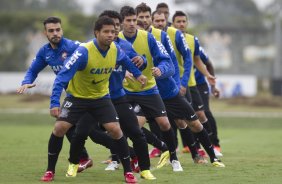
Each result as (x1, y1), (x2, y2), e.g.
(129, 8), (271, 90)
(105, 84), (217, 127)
(137, 116), (146, 128)
(196, 111), (207, 123)
(53, 121), (72, 137)
(103, 122), (123, 139)
(155, 117), (171, 131)
(188, 120), (203, 133)
(175, 119), (188, 129)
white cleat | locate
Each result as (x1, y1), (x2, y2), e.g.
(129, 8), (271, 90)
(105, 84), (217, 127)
(171, 160), (183, 172)
(105, 161), (119, 171)
(213, 148), (223, 157)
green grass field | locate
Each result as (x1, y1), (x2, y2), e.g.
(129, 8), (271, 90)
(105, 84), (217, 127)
(0, 94), (282, 184)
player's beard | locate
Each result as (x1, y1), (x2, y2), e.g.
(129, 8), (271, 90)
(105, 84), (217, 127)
(48, 36), (61, 46)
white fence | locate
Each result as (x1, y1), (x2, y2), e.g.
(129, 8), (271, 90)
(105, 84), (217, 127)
(0, 72), (257, 98)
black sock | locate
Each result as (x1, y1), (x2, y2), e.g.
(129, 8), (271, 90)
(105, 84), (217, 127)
(205, 111), (220, 146)
(142, 127), (168, 152)
(89, 129), (114, 149)
(195, 128), (216, 162)
(193, 132), (201, 149)
(169, 116), (179, 148)
(47, 133), (64, 172)
(179, 126), (198, 159)
(161, 128), (178, 162)
(113, 136), (131, 173)
(131, 133), (150, 171)
(129, 146), (137, 159)
(111, 154), (120, 163)
(202, 120), (213, 138)
(148, 119), (163, 140)
(66, 126), (89, 160)
(69, 134), (87, 164)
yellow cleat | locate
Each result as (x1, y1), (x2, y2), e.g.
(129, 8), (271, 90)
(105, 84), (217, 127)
(140, 170), (156, 180)
(66, 163), (79, 177)
(212, 159), (225, 168)
(157, 151), (170, 169)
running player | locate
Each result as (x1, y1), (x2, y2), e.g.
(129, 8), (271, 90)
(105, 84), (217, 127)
(119, 6), (183, 172)
(50, 16), (145, 183)
(16, 16), (93, 182)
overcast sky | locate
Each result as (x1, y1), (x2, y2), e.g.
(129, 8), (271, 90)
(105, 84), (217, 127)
(76, 0), (275, 15)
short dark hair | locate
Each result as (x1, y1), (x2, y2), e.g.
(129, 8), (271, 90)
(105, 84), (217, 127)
(99, 10), (122, 23)
(151, 10), (164, 21)
(156, 2), (169, 10)
(120, 6), (136, 21)
(94, 16), (115, 32)
(172, 11), (187, 22)
(135, 3), (151, 15)
(43, 16), (61, 27)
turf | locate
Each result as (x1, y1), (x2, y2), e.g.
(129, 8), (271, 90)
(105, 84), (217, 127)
(1, 94), (282, 183)
(1, 112), (282, 184)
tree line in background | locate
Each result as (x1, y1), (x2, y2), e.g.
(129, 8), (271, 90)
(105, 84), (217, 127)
(0, 0), (95, 71)
(0, 0), (280, 71)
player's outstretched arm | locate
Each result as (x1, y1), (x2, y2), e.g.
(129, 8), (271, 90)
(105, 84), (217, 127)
(16, 84), (36, 94)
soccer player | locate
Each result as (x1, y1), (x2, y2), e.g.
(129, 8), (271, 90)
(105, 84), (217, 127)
(76, 10), (156, 179)
(153, 11), (224, 164)
(172, 11), (222, 157)
(197, 46), (223, 155)
(156, 2), (172, 27)
(151, 10), (193, 150)
(136, 3), (180, 154)
(135, 3), (207, 164)
(50, 16), (147, 183)
(119, 6), (183, 172)
(16, 16), (93, 182)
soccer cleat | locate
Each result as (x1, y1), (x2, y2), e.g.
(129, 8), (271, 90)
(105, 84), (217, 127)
(156, 150), (170, 169)
(149, 147), (161, 158)
(214, 145), (221, 152)
(213, 147), (223, 157)
(105, 161), (119, 171)
(171, 160), (183, 172)
(182, 146), (190, 153)
(130, 157), (140, 173)
(41, 171), (55, 182)
(193, 154), (208, 164)
(212, 158), (225, 168)
(197, 148), (208, 158)
(140, 170), (156, 180)
(66, 163), (79, 177)
(78, 158), (93, 173)
(124, 172), (137, 183)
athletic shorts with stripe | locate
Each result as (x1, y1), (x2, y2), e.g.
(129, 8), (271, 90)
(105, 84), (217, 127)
(126, 94), (167, 119)
(164, 93), (198, 121)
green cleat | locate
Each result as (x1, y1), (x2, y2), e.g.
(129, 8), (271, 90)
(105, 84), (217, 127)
(212, 158), (225, 168)
(140, 170), (156, 180)
(156, 151), (170, 169)
(66, 163), (79, 177)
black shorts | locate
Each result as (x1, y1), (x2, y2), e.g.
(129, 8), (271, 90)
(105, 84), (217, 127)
(126, 94), (167, 119)
(133, 104), (145, 116)
(188, 86), (205, 111)
(197, 83), (210, 112)
(57, 96), (118, 125)
(164, 93), (198, 121)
